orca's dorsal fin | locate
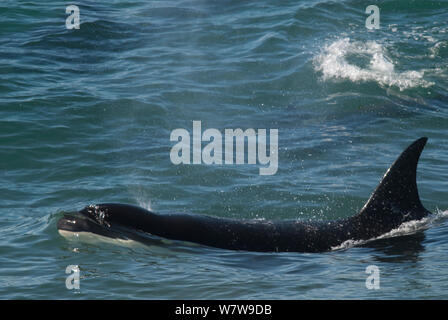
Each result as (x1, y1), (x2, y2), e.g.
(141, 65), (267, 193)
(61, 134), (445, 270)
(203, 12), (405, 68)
(358, 137), (430, 231)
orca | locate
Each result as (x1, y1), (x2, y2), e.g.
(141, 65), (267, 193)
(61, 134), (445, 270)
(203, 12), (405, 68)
(57, 137), (432, 252)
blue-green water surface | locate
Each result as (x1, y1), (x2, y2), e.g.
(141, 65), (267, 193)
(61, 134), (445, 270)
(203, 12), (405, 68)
(1, 0), (448, 299)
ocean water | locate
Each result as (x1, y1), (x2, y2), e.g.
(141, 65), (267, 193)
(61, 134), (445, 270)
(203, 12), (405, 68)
(1, 0), (448, 299)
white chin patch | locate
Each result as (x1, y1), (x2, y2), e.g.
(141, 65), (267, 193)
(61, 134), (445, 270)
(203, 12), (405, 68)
(58, 229), (139, 247)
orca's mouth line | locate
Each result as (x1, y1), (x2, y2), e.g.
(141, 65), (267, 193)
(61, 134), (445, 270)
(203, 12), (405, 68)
(57, 137), (434, 253)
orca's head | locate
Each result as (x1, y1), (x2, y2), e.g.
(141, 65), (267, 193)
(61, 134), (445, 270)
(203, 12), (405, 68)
(57, 204), (159, 246)
(57, 204), (119, 239)
(57, 213), (114, 238)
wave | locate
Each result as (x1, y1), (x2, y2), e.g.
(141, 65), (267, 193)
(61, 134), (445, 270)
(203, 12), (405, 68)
(313, 38), (434, 91)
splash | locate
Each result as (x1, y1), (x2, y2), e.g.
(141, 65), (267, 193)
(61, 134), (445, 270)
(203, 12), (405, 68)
(331, 209), (448, 251)
(314, 38), (434, 91)
(137, 199), (153, 212)
(128, 185), (153, 211)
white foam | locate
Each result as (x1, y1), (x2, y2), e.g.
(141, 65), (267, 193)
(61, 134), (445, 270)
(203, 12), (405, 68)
(331, 210), (448, 251)
(314, 38), (434, 91)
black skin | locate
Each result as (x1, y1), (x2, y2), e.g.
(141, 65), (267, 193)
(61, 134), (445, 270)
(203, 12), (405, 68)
(58, 138), (431, 253)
